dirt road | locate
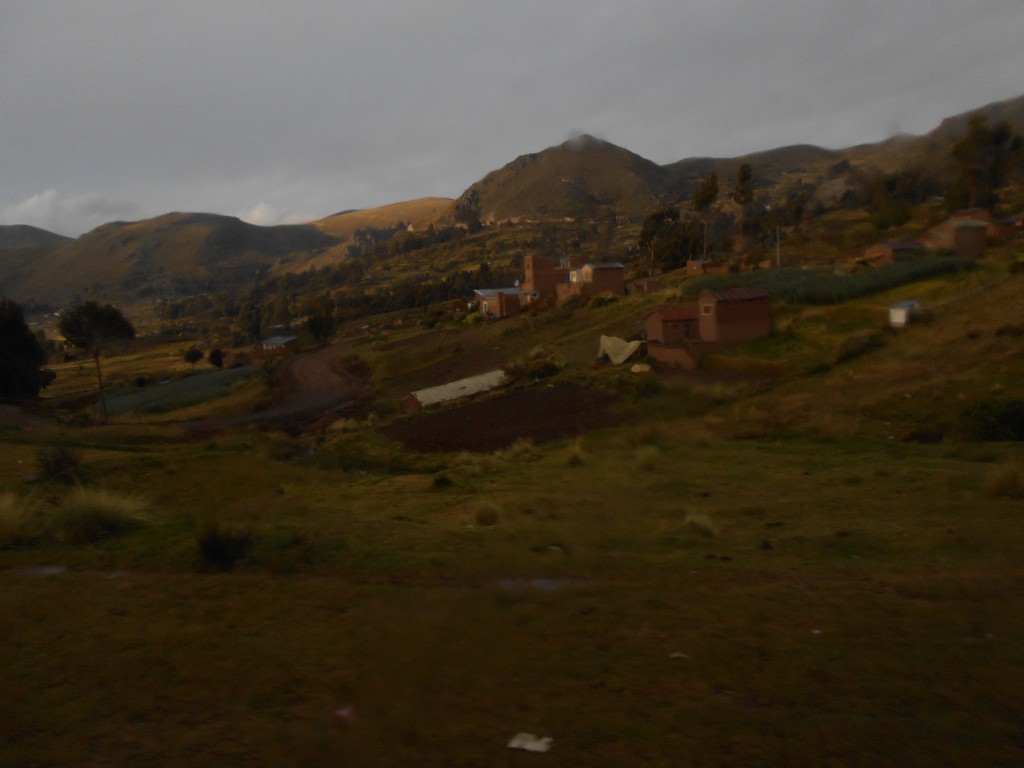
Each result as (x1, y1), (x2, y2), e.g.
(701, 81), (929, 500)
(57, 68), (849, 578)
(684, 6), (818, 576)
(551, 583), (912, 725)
(180, 344), (366, 431)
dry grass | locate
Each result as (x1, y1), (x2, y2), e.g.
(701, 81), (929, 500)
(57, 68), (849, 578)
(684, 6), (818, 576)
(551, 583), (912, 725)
(983, 461), (1024, 498)
(55, 487), (148, 544)
(682, 511), (720, 538)
(0, 492), (41, 548)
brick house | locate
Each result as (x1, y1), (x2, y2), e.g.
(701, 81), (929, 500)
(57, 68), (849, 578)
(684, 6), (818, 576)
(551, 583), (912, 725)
(522, 253), (586, 303)
(645, 307), (699, 345)
(858, 240), (923, 267)
(644, 289), (772, 369)
(473, 288), (521, 319)
(253, 335), (300, 358)
(698, 288), (772, 343)
(923, 210), (989, 258)
(556, 262), (626, 302)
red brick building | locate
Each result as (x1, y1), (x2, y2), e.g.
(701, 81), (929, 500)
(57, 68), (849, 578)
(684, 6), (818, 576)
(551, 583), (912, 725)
(522, 254), (586, 303)
(858, 240), (923, 267)
(698, 288), (772, 343)
(473, 288), (521, 319)
(645, 307), (699, 345)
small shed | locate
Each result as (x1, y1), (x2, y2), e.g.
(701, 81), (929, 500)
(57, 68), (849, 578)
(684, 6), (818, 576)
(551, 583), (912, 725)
(889, 300), (920, 329)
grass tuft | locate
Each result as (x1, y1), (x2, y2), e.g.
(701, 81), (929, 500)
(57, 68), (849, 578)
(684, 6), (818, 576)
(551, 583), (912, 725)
(982, 462), (1024, 499)
(473, 502), (500, 527)
(683, 511), (720, 538)
(0, 493), (44, 548)
(55, 488), (147, 544)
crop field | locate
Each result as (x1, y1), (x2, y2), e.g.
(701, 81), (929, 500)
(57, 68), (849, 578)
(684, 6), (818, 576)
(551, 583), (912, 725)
(102, 366), (259, 416)
(2, 248), (1024, 766)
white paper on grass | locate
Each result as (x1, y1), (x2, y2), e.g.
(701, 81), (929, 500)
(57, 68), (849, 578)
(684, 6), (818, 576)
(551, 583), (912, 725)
(507, 732), (553, 752)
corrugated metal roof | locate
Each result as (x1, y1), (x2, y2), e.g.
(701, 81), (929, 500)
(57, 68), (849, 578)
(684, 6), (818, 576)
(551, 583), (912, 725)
(650, 307), (698, 322)
(261, 335), (298, 346)
(704, 287), (771, 302)
(473, 288), (520, 298)
(410, 370), (507, 408)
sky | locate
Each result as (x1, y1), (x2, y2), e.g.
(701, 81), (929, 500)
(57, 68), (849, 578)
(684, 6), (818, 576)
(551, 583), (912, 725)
(2, 1), (1023, 237)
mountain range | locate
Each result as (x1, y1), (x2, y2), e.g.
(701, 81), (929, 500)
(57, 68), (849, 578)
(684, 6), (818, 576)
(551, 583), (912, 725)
(2, 93), (1022, 308)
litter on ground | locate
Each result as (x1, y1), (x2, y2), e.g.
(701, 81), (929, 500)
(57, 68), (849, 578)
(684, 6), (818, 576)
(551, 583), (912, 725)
(507, 732), (553, 752)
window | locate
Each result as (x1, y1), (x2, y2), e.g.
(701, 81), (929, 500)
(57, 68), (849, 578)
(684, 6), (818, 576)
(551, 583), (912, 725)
(701, 304), (712, 315)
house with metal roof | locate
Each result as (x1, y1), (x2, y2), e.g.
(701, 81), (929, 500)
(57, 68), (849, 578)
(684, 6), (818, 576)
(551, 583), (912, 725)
(472, 288), (522, 319)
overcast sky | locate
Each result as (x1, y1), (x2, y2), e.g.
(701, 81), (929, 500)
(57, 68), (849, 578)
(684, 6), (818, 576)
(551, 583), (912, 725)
(2, 1), (1023, 237)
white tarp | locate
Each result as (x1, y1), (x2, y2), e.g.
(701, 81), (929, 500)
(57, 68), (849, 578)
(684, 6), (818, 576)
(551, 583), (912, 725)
(507, 733), (553, 752)
(410, 369), (507, 408)
(599, 335), (642, 365)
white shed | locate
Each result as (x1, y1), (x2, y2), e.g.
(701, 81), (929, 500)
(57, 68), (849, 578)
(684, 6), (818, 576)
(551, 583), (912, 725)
(888, 300), (920, 329)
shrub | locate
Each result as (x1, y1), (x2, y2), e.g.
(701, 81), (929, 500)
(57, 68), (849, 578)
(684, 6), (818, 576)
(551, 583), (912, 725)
(55, 488), (147, 544)
(982, 463), (1024, 498)
(37, 445), (86, 485)
(958, 398), (1024, 441)
(431, 472), (454, 489)
(197, 522), (253, 571)
(474, 503), (500, 527)
(499, 438), (538, 463)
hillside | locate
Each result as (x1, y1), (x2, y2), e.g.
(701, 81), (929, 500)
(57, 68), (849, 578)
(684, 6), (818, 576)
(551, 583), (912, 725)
(0, 213), (341, 306)
(458, 134), (675, 223)
(0, 224), (73, 249)
(1, 93), (1022, 311)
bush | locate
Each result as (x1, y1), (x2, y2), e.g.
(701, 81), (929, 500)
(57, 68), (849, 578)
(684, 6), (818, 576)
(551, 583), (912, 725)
(959, 398), (1024, 441)
(37, 445), (86, 485)
(197, 522), (253, 571)
(431, 472), (454, 489)
(56, 488), (147, 544)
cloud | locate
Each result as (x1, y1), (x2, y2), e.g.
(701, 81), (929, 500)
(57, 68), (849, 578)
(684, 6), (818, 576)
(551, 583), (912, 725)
(1, 189), (139, 237)
(239, 202), (279, 227)
(238, 201), (316, 228)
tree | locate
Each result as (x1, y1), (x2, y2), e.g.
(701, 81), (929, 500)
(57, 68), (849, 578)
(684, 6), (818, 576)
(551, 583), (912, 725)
(183, 346), (203, 371)
(0, 298), (54, 398)
(637, 206), (701, 273)
(305, 307), (336, 346)
(693, 172), (719, 214)
(58, 301), (135, 423)
(208, 348), (225, 369)
(693, 172), (720, 258)
(949, 114), (1023, 210)
(733, 163), (754, 206)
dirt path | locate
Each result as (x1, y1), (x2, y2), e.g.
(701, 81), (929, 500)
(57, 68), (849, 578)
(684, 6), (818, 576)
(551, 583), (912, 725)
(179, 344), (367, 431)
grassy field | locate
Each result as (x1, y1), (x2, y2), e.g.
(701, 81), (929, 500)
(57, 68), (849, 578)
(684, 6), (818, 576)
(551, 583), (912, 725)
(2, 245), (1024, 766)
